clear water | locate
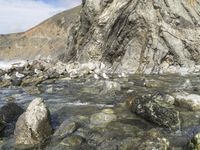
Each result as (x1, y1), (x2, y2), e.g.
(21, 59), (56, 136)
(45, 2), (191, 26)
(1, 74), (200, 149)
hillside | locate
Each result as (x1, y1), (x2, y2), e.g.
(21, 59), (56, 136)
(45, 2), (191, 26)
(0, 6), (81, 61)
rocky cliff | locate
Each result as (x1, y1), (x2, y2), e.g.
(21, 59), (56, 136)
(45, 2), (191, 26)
(62, 0), (200, 74)
(0, 6), (81, 61)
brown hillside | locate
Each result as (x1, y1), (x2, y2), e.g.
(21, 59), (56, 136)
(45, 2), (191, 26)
(0, 6), (81, 61)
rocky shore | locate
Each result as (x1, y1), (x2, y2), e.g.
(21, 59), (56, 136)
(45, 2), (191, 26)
(0, 60), (200, 149)
(0, 0), (200, 149)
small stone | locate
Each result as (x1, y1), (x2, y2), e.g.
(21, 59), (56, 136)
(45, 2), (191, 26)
(21, 76), (44, 86)
(46, 87), (53, 93)
(54, 121), (78, 138)
(137, 129), (170, 150)
(24, 86), (41, 95)
(90, 109), (117, 127)
(102, 81), (121, 93)
(59, 135), (83, 148)
(144, 79), (166, 88)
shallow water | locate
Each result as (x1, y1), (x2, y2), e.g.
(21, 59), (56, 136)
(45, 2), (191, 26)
(1, 74), (200, 149)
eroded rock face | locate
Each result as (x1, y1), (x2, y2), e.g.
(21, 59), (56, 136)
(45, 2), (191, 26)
(14, 98), (52, 146)
(62, 0), (200, 74)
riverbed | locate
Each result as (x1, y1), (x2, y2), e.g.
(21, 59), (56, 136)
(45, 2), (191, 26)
(1, 73), (200, 149)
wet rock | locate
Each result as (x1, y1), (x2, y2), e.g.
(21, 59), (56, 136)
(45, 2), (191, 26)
(102, 81), (121, 93)
(130, 95), (180, 129)
(174, 92), (200, 111)
(14, 98), (52, 146)
(0, 69), (6, 76)
(57, 135), (83, 149)
(46, 87), (53, 93)
(54, 121), (78, 139)
(144, 79), (167, 88)
(10, 77), (22, 86)
(0, 79), (12, 87)
(0, 103), (24, 135)
(21, 76), (44, 86)
(24, 86), (41, 95)
(188, 132), (200, 150)
(90, 109), (117, 128)
(136, 129), (170, 150)
(152, 92), (175, 105)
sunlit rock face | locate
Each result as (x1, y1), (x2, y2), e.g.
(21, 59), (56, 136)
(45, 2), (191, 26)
(63, 0), (200, 74)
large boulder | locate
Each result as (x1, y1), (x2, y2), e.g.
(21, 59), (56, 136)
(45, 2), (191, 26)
(129, 94), (180, 129)
(14, 98), (52, 146)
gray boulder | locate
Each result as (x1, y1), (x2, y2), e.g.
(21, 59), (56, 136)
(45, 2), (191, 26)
(14, 98), (52, 146)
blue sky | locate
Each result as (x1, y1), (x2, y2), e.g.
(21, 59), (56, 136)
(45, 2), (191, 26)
(0, 0), (81, 34)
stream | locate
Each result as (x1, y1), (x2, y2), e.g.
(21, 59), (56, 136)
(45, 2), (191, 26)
(1, 74), (200, 149)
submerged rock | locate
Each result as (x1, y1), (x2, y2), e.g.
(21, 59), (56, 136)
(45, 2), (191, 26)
(0, 103), (24, 134)
(90, 109), (117, 128)
(57, 135), (83, 149)
(14, 98), (52, 146)
(152, 93), (175, 105)
(174, 92), (200, 111)
(137, 129), (170, 150)
(189, 132), (200, 150)
(102, 81), (121, 93)
(144, 79), (167, 88)
(130, 95), (180, 129)
(54, 121), (78, 139)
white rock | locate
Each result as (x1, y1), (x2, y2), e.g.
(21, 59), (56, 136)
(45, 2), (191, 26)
(15, 72), (25, 78)
(94, 74), (100, 80)
(103, 81), (121, 92)
(4, 73), (11, 80)
(102, 73), (109, 79)
(174, 92), (200, 111)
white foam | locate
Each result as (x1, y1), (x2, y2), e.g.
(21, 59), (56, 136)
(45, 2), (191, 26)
(66, 101), (114, 108)
(0, 60), (26, 70)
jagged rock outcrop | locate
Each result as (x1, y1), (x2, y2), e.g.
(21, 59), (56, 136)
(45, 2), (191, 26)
(0, 6), (81, 60)
(62, 0), (200, 74)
